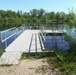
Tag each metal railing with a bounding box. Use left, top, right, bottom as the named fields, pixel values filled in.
left=28, top=34, right=33, bottom=53
left=1, top=27, right=16, bottom=42
left=0, top=26, right=25, bottom=48
left=38, top=33, right=45, bottom=50
left=35, top=34, right=37, bottom=53
left=39, top=27, right=70, bottom=50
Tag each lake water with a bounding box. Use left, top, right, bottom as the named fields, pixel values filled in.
left=45, top=35, right=70, bottom=51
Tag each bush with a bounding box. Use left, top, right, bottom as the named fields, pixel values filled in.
left=48, top=50, right=76, bottom=75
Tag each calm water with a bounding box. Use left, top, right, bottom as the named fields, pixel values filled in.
left=45, top=35, right=70, bottom=51
left=44, top=27, right=76, bottom=51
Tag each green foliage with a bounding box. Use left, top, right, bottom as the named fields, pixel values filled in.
left=38, top=51, right=55, bottom=58
left=21, top=52, right=55, bottom=60
left=0, top=64, right=13, bottom=66
left=0, top=8, right=76, bottom=30
left=21, top=53, right=32, bottom=60
left=48, top=49, right=76, bottom=75
left=0, top=49, right=3, bottom=57
left=64, top=34, right=73, bottom=42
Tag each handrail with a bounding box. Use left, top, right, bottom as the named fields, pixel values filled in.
left=1, top=27, right=23, bottom=42
left=35, top=34, right=37, bottom=53
left=1, top=27, right=16, bottom=42
left=28, top=34, right=33, bottom=53
left=0, top=26, right=25, bottom=48
left=40, top=30, right=45, bottom=43
left=38, top=33, right=45, bottom=50
left=2, top=32, right=16, bottom=42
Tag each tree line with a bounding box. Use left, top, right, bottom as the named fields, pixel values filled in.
left=0, top=9, right=76, bottom=30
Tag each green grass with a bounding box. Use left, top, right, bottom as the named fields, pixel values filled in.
left=0, top=49, right=4, bottom=57
left=48, top=50, right=76, bottom=75
left=0, top=64, right=13, bottom=66
left=21, top=53, right=32, bottom=60
left=21, top=51, right=55, bottom=60
left=38, top=51, right=55, bottom=58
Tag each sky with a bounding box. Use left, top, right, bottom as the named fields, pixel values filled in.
left=0, top=0, right=76, bottom=13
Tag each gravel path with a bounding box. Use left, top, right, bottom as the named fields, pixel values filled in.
left=0, top=58, right=61, bottom=75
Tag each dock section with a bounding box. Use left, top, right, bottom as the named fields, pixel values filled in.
left=0, top=29, right=64, bottom=65
left=0, top=30, right=44, bottom=65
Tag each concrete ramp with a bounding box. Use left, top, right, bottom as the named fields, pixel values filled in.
left=0, top=52, right=22, bottom=65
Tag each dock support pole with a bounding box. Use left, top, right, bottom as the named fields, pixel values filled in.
left=0, top=31, right=1, bottom=42
left=44, top=32, right=46, bottom=45
left=15, top=28, right=17, bottom=39
left=4, top=32, right=7, bottom=48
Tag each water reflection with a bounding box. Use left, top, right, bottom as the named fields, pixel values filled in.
left=45, top=35, right=70, bottom=51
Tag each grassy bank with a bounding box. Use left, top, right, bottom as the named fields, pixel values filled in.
left=48, top=50, right=76, bottom=75
left=21, top=51, right=55, bottom=60
left=0, top=49, right=4, bottom=57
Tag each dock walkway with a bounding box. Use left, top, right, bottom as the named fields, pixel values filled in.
left=0, top=30, right=44, bottom=65
left=0, top=29, right=64, bottom=65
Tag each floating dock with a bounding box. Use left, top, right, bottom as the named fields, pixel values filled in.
left=0, top=30, right=64, bottom=65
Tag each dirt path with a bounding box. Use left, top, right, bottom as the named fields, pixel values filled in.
left=0, top=58, right=61, bottom=75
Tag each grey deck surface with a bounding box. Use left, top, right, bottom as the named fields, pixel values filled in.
left=0, top=30, right=44, bottom=65
left=0, top=30, right=64, bottom=65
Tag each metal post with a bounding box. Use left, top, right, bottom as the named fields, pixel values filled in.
left=44, top=32, right=46, bottom=45
left=14, top=28, right=17, bottom=39
left=0, top=31, right=1, bottom=43
left=4, top=32, right=7, bottom=48
left=28, top=34, right=33, bottom=53
left=38, top=33, right=43, bottom=50
left=35, top=34, right=37, bottom=53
